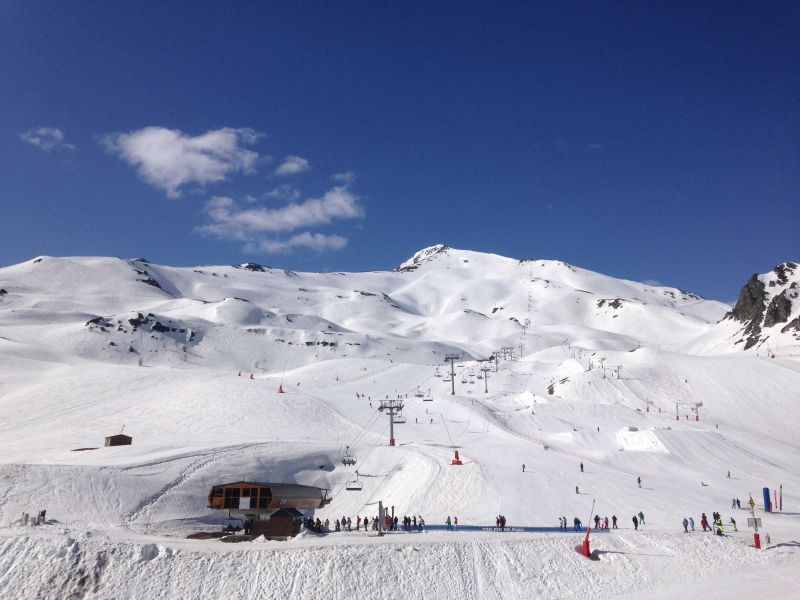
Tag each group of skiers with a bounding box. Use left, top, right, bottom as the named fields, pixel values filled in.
left=308, top=514, right=427, bottom=534
left=559, top=516, right=586, bottom=531
left=632, top=511, right=645, bottom=530
left=495, top=515, right=508, bottom=530
left=685, top=511, right=736, bottom=535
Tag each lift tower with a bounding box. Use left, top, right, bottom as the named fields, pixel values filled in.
left=444, top=353, right=460, bottom=396
left=379, top=399, right=404, bottom=446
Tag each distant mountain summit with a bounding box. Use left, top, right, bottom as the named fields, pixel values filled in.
left=396, top=244, right=451, bottom=271
left=724, top=261, right=800, bottom=350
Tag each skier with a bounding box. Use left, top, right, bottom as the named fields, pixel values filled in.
left=632, top=515, right=639, bottom=530
left=574, top=517, right=582, bottom=532
left=727, top=470, right=731, bottom=479
left=637, top=476, right=641, bottom=488
left=701, top=513, right=709, bottom=532
left=594, top=515, right=600, bottom=529
left=689, top=517, right=695, bottom=531
left=682, top=517, right=689, bottom=533
left=522, top=463, right=526, bottom=473
left=562, top=515, right=567, bottom=531
left=730, top=517, right=738, bottom=532
left=454, top=516, right=458, bottom=530
left=638, top=511, right=645, bottom=525
left=603, top=516, right=609, bottom=529
left=575, top=485, right=579, bottom=494
left=446, top=515, right=452, bottom=531
left=612, top=515, right=618, bottom=529
left=580, top=462, right=584, bottom=473
left=732, top=498, right=737, bottom=509
left=558, top=516, right=563, bottom=530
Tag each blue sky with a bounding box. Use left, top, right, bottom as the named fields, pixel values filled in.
left=1, top=1, right=797, bottom=300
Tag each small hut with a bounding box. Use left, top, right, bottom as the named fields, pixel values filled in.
left=104, top=433, right=132, bottom=447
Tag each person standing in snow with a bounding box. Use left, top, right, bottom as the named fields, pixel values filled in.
left=522, top=463, right=526, bottom=472
left=637, top=476, right=642, bottom=488
left=575, top=485, right=579, bottom=494
left=454, top=516, right=458, bottom=530
left=594, top=515, right=600, bottom=529
left=603, top=516, right=609, bottom=529
left=689, top=517, right=695, bottom=531
left=562, top=516, right=567, bottom=531
left=612, top=515, right=618, bottom=529
left=632, top=515, right=639, bottom=530
left=574, top=517, right=582, bottom=532
left=580, top=462, right=584, bottom=473
left=730, top=517, right=738, bottom=531
left=682, top=518, right=689, bottom=533
left=638, top=511, right=645, bottom=525
left=446, top=515, right=452, bottom=531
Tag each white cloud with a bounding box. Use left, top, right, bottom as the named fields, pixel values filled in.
left=201, top=185, right=362, bottom=234
left=101, top=126, right=261, bottom=197
left=19, top=127, right=76, bottom=152
left=332, top=171, right=356, bottom=184
left=251, top=232, right=349, bottom=254
left=275, top=155, right=310, bottom=176
left=265, top=184, right=301, bottom=201
left=197, top=184, right=362, bottom=254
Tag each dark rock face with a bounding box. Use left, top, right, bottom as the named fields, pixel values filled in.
left=782, top=317, right=800, bottom=334
left=725, top=275, right=766, bottom=324
left=764, top=291, right=792, bottom=328
left=724, top=262, right=798, bottom=349
left=235, top=263, right=268, bottom=272
left=773, top=262, right=797, bottom=285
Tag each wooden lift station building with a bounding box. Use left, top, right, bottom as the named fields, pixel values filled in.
left=208, top=481, right=331, bottom=539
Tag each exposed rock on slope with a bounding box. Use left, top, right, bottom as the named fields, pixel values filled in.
left=724, top=262, right=799, bottom=349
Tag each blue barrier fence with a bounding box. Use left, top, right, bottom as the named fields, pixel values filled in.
left=396, top=525, right=611, bottom=533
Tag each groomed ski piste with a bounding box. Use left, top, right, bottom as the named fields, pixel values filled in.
left=0, top=246, right=798, bottom=599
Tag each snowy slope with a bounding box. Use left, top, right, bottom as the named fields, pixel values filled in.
left=0, top=246, right=798, bottom=599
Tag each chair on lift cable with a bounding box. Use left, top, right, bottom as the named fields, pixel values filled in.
left=345, top=472, right=363, bottom=491
left=342, top=447, right=357, bottom=466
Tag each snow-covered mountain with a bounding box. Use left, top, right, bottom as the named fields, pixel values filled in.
left=3, top=244, right=784, bottom=377
left=1, top=246, right=798, bottom=599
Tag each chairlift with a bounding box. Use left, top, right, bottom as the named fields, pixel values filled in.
left=393, top=409, right=407, bottom=424
left=345, top=471, right=363, bottom=491
left=414, top=389, right=424, bottom=398
left=443, top=376, right=452, bottom=383
left=477, top=373, right=484, bottom=380
left=434, top=367, right=442, bottom=378
left=342, top=445, right=357, bottom=466
left=461, top=377, right=467, bottom=384
left=423, top=389, right=433, bottom=402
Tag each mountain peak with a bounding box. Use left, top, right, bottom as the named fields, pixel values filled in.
left=396, top=244, right=451, bottom=272
left=724, top=260, right=800, bottom=349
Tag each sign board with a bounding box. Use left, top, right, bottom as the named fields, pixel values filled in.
left=747, top=518, right=762, bottom=529
left=239, top=497, right=250, bottom=510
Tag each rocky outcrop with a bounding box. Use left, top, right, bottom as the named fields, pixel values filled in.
left=724, top=262, right=799, bottom=350
left=725, top=275, right=766, bottom=324
left=764, top=290, right=792, bottom=328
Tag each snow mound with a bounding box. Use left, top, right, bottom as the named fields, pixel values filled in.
left=616, top=428, right=669, bottom=452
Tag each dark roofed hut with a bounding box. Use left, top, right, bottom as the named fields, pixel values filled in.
left=104, top=434, right=132, bottom=446
left=208, top=481, right=331, bottom=540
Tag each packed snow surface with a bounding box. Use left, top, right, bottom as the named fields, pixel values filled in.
left=0, top=247, right=798, bottom=599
